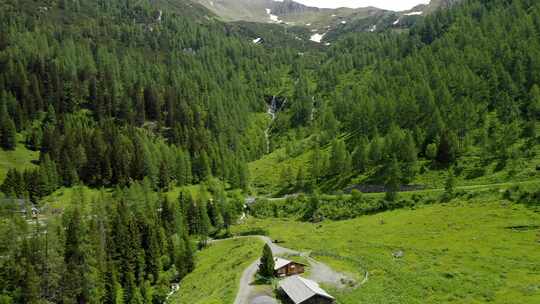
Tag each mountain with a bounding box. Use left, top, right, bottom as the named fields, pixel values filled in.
left=191, top=0, right=461, bottom=43
left=192, top=0, right=385, bottom=27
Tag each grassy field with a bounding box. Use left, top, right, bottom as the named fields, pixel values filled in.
left=249, top=146, right=310, bottom=195
left=40, top=186, right=106, bottom=211
left=248, top=136, right=540, bottom=196
left=169, top=238, right=264, bottom=304
left=232, top=199, right=540, bottom=303
left=0, top=135, right=38, bottom=183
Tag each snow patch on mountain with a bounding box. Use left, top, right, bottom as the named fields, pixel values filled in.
left=310, top=33, right=325, bottom=43
left=265, top=8, right=281, bottom=22
left=405, top=11, right=423, bottom=16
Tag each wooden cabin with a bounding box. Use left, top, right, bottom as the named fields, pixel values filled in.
left=278, top=275, right=335, bottom=304
left=274, top=257, right=306, bottom=277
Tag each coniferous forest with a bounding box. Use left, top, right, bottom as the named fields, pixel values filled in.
left=0, top=0, right=539, bottom=303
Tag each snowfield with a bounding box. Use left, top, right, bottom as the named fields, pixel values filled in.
left=405, top=11, right=423, bottom=16
left=310, top=33, right=325, bottom=43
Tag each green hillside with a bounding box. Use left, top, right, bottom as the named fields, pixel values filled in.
left=0, top=0, right=539, bottom=303
left=169, top=238, right=263, bottom=304
left=0, top=135, right=38, bottom=182
left=234, top=198, right=540, bottom=303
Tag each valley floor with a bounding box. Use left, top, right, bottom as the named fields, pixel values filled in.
left=231, top=200, right=540, bottom=304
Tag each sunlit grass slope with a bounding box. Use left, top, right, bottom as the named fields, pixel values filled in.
left=0, top=135, right=38, bottom=183
left=233, top=200, right=540, bottom=304
left=170, top=237, right=264, bottom=304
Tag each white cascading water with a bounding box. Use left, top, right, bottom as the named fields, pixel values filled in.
left=264, top=96, right=277, bottom=154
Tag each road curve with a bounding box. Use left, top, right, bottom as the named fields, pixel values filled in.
left=210, top=235, right=353, bottom=304
left=233, top=258, right=261, bottom=304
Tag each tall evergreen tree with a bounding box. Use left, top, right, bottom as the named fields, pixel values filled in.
left=258, top=244, right=275, bottom=278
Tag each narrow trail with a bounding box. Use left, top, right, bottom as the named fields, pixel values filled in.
left=210, top=235, right=354, bottom=304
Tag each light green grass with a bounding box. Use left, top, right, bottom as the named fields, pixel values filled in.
left=249, top=146, right=311, bottom=195
left=166, top=184, right=207, bottom=202
left=169, top=238, right=264, bottom=304
left=233, top=200, right=540, bottom=303
left=0, top=135, right=38, bottom=182
left=249, top=135, right=540, bottom=195
left=40, top=186, right=107, bottom=211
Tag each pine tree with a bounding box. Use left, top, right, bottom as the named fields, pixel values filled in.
left=369, top=137, right=383, bottom=165
left=62, top=207, right=88, bottom=304
left=0, top=99, right=16, bottom=150
left=436, top=130, right=458, bottom=165
left=309, top=144, right=323, bottom=182
left=258, top=244, right=275, bottom=278
left=158, top=161, right=170, bottom=190
left=528, top=85, right=540, bottom=120
left=384, top=157, right=400, bottom=202
left=21, top=262, right=41, bottom=304
left=296, top=167, right=306, bottom=190
left=352, top=137, right=368, bottom=173
left=442, top=169, right=456, bottom=201
left=330, top=139, right=349, bottom=175
left=280, top=165, right=294, bottom=189
left=0, top=168, right=23, bottom=197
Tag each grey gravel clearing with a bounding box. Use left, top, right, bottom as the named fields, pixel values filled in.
left=250, top=295, right=278, bottom=304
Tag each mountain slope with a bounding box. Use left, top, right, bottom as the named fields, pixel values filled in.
left=192, top=0, right=462, bottom=43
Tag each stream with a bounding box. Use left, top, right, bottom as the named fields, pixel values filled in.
left=264, top=96, right=286, bottom=154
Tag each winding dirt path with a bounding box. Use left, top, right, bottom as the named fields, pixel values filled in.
left=211, top=236, right=354, bottom=304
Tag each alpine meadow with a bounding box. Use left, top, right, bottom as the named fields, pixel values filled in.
left=0, top=0, right=538, bottom=304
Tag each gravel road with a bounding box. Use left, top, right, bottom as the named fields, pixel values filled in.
left=211, top=236, right=353, bottom=304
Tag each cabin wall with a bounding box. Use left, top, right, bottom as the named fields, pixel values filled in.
left=303, top=295, right=334, bottom=304
left=275, top=263, right=305, bottom=277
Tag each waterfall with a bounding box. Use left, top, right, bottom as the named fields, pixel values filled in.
left=310, top=96, right=316, bottom=121
left=264, top=96, right=276, bottom=154
left=264, top=96, right=287, bottom=154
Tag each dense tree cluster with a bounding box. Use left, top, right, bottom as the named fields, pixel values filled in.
left=0, top=179, right=244, bottom=303
left=1, top=0, right=540, bottom=301
left=0, top=0, right=302, bottom=192
left=277, top=0, right=540, bottom=189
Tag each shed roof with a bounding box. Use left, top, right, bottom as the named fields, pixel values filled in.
left=278, top=275, right=334, bottom=304
left=274, top=257, right=291, bottom=270
left=274, top=257, right=306, bottom=270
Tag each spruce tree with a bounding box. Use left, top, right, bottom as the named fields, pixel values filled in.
left=296, top=166, right=306, bottom=190
left=330, top=139, right=348, bottom=175
left=0, top=116, right=16, bottom=150
left=0, top=99, right=16, bottom=150
left=352, top=137, right=368, bottom=173
left=436, top=130, right=458, bottom=165
left=1, top=168, right=23, bottom=197
left=442, top=169, right=456, bottom=201
left=258, top=244, right=275, bottom=278
left=384, top=157, right=400, bottom=202
left=62, top=207, right=88, bottom=304
left=309, top=144, right=323, bottom=182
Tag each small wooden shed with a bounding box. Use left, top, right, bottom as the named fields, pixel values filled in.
left=274, top=257, right=306, bottom=277
left=278, top=275, right=335, bottom=304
